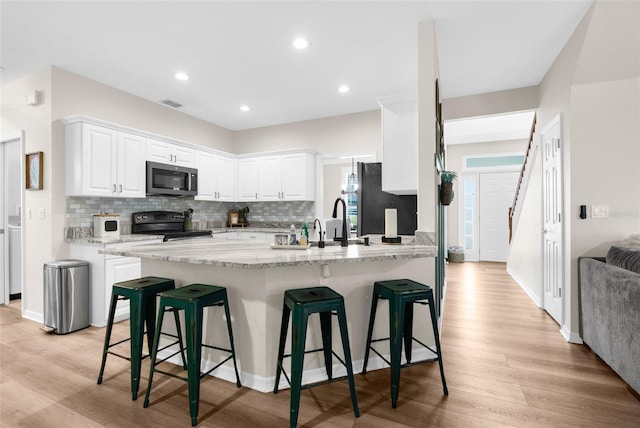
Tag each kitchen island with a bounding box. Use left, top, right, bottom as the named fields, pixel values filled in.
left=102, top=237, right=438, bottom=392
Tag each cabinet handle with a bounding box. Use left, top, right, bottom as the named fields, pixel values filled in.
left=170, top=154, right=174, bottom=162
left=112, top=184, right=116, bottom=193
left=255, top=193, right=258, bottom=199
left=119, top=184, right=123, bottom=193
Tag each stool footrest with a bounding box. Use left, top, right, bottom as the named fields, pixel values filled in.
left=300, top=374, right=350, bottom=391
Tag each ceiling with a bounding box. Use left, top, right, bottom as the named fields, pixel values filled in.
left=0, top=1, right=592, bottom=132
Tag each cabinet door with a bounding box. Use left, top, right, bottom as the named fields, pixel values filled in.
left=146, top=138, right=173, bottom=164
left=259, top=155, right=282, bottom=200
left=82, top=124, right=118, bottom=196
left=216, top=155, right=236, bottom=201
left=281, top=153, right=309, bottom=200
left=117, top=132, right=146, bottom=198
left=236, top=158, right=260, bottom=201
left=173, top=145, right=195, bottom=167
left=195, top=150, right=217, bottom=200
left=104, top=256, right=141, bottom=322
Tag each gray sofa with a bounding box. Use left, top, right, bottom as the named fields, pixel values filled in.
left=579, top=246, right=640, bottom=394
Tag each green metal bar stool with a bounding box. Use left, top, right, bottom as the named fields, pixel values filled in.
left=143, top=283, right=242, bottom=427
left=97, top=276, right=187, bottom=401
left=274, top=286, right=360, bottom=428
left=362, top=279, right=448, bottom=408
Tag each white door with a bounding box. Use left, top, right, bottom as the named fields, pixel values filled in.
left=479, top=172, right=519, bottom=262
left=542, top=116, right=563, bottom=325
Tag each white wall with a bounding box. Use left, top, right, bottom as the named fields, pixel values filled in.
left=233, top=110, right=380, bottom=158
left=0, top=67, right=54, bottom=320
left=510, top=0, right=640, bottom=340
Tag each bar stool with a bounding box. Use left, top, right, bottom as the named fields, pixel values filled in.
left=274, top=286, right=359, bottom=428
left=362, top=279, right=448, bottom=408
left=97, top=276, right=186, bottom=400
left=143, top=284, right=242, bottom=427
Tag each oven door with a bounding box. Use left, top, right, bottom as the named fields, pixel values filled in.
left=146, top=161, right=197, bottom=196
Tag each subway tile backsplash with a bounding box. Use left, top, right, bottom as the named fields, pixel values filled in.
left=65, top=196, right=316, bottom=237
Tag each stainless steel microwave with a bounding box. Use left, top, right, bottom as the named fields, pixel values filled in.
left=146, top=161, right=198, bottom=196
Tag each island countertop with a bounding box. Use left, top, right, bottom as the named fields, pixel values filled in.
left=100, top=237, right=437, bottom=269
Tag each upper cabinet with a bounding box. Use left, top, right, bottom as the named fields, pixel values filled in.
left=146, top=138, right=195, bottom=167
left=260, top=152, right=316, bottom=201
left=239, top=152, right=316, bottom=202
left=378, top=94, right=418, bottom=195
left=236, top=157, right=260, bottom=201
left=195, top=151, right=236, bottom=201
left=65, top=122, right=146, bottom=198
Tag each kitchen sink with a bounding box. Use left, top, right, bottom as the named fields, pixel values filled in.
left=310, top=238, right=366, bottom=247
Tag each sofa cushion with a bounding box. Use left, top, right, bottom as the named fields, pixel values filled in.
left=606, top=246, right=640, bottom=274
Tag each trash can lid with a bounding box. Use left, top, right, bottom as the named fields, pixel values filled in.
left=44, top=260, right=89, bottom=269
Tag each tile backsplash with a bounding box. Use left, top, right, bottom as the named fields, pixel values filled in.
left=66, top=196, right=316, bottom=236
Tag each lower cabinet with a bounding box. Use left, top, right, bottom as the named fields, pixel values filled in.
left=70, top=239, right=161, bottom=327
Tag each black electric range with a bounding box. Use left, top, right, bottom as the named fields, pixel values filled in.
left=132, top=211, right=212, bottom=242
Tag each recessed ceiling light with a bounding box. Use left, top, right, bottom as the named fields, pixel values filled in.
left=338, top=85, right=350, bottom=94
left=292, top=37, right=310, bottom=50
left=240, top=105, right=250, bottom=112
left=175, top=72, right=189, bottom=81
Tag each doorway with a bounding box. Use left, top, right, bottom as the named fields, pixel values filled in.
left=459, top=167, right=520, bottom=262
left=1, top=134, right=24, bottom=305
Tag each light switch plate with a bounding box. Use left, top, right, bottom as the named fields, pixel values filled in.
left=591, top=205, right=609, bottom=219
left=38, top=207, right=46, bottom=220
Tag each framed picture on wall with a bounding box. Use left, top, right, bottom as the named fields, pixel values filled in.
left=26, top=151, right=43, bottom=190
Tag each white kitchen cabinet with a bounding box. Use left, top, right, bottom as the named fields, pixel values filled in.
left=236, top=157, right=260, bottom=201
left=378, top=94, right=418, bottom=195
left=259, top=152, right=316, bottom=201
left=65, top=122, right=146, bottom=198
left=147, top=138, right=195, bottom=167
left=195, top=150, right=236, bottom=201
left=70, top=239, right=161, bottom=327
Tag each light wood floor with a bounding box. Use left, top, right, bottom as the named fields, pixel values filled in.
left=1, top=262, right=638, bottom=427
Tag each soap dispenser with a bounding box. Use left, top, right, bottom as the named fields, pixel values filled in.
left=289, top=224, right=297, bottom=245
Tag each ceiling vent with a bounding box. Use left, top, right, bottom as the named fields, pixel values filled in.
left=160, top=99, right=183, bottom=108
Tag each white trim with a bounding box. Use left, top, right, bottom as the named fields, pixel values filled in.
left=158, top=346, right=438, bottom=394
left=507, top=266, right=542, bottom=308
left=23, top=309, right=43, bottom=324
left=560, top=325, right=583, bottom=344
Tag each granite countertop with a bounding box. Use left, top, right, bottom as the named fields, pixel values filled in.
left=100, top=238, right=437, bottom=269
left=68, top=234, right=165, bottom=245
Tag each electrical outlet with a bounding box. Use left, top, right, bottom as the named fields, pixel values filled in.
left=38, top=207, right=46, bottom=220
left=591, top=205, right=609, bottom=219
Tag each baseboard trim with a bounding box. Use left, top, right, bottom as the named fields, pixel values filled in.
left=560, top=325, right=583, bottom=344
left=157, top=346, right=438, bottom=393
left=506, top=267, right=542, bottom=307
left=23, top=309, right=43, bottom=324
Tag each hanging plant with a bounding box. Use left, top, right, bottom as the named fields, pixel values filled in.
left=440, top=171, right=457, bottom=206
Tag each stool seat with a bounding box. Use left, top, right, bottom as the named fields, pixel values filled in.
left=97, top=276, right=186, bottom=401
left=274, top=286, right=359, bottom=428
left=144, top=283, right=241, bottom=426
left=363, top=279, right=447, bottom=408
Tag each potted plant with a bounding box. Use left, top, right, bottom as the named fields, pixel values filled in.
left=440, top=171, right=457, bottom=206
left=237, top=206, right=250, bottom=224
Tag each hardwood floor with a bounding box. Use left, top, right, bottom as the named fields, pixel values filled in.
left=1, top=262, right=638, bottom=427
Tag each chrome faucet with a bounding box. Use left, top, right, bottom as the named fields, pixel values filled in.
left=313, top=218, right=325, bottom=248
left=332, top=197, right=349, bottom=247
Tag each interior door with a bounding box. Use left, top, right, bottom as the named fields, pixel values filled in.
left=542, top=116, right=563, bottom=325
left=479, top=172, right=519, bottom=262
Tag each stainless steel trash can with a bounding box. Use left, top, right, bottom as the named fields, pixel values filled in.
left=43, top=260, right=90, bottom=334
